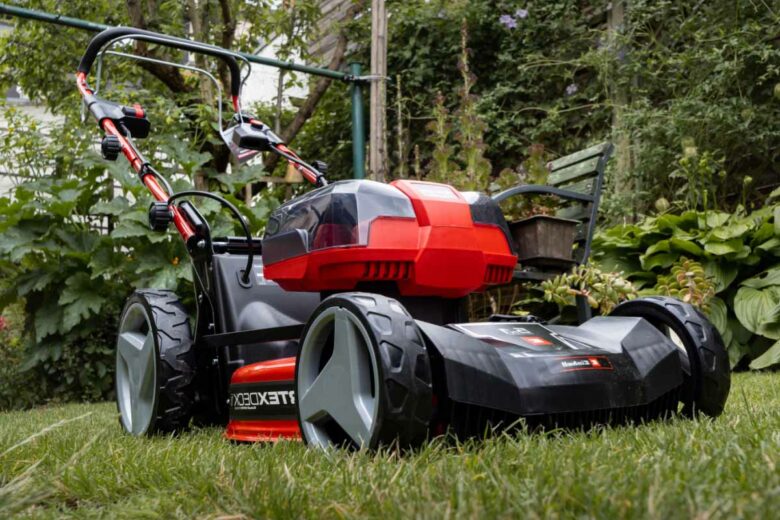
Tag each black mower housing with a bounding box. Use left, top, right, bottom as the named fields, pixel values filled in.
left=419, top=317, right=683, bottom=418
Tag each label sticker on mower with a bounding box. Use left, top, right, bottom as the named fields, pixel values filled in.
left=450, top=322, right=578, bottom=353
left=556, top=355, right=613, bottom=372
left=229, top=381, right=297, bottom=420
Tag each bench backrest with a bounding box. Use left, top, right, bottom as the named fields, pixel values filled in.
left=547, top=142, right=613, bottom=264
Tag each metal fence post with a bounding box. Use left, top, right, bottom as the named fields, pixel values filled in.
left=349, top=63, right=366, bottom=179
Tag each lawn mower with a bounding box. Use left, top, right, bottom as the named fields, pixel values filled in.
left=76, top=27, right=731, bottom=449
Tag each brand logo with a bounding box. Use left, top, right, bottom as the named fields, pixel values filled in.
left=498, top=327, right=531, bottom=336
left=559, top=356, right=613, bottom=371
left=230, top=390, right=296, bottom=410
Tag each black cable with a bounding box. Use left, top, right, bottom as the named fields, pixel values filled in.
left=167, top=190, right=255, bottom=285
left=143, top=164, right=174, bottom=195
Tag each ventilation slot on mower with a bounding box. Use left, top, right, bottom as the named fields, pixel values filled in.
left=362, top=261, right=413, bottom=281
left=484, top=265, right=513, bottom=285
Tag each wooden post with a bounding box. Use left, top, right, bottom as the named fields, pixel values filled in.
left=608, top=0, right=633, bottom=213
left=369, top=0, right=388, bottom=182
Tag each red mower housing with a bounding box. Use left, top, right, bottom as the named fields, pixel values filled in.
left=225, top=357, right=300, bottom=442
left=261, top=179, right=517, bottom=298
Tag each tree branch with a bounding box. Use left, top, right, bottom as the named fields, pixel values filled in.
left=263, top=1, right=362, bottom=172
left=125, top=0, right=192, bottom=94
left=217, top=0, right=237, bottom=92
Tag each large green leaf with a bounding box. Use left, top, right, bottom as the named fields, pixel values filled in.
left=705, top=297, right=728, bottom=337
left=751, top=222, right=775, bottom=246
left=709, top=221, right=752, bottom=241
left=669, top=237, right=703, bottom=256
left=594, top=251, right=642, bottom=276
left=15, top=270, right=56, bottom=296
left=729, top=316, right=754, bottom=344
left=91, top=196, right=131, bottom=216
left=34, top=299, right=63, bottom=342
left=741, top=265, right=780, bottom=289
left=644, top=240, right=671, bottom=256
left=703, top=260, right=738, bottom=293
left=749, top=339, right=780, bottom=370
left=58, top=273, right=108, bottom=333
left=640, top=252, right=677, bottom=271
left=111, top=220, right=169, bottom=243
left=756, top=303, right=780, bottom=340
left=700, top=211, right=731, bottom=229
left=726, top=337, right=751, bottom=369
left=704, top=238, right=750, bottom=258
left=733, top=286, right=780, bottom=335
left=757, top=237, right=780, bottom=253
left=774, top=206, right=780, bottom=237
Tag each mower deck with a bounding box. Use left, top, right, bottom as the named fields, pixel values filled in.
left=225, top=316, right=684, bottom=442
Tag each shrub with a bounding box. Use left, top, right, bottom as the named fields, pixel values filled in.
left=0, top=109, right=276, bottom=404
left=593, top=191, right=780, bottom=370
left=0, top=302, right=38, bottom=410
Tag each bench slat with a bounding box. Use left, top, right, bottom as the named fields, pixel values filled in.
left=549, top=156, right=602, bottom=186
left=557, top=176, right=596, bottom=196
left=556, top=203, right=590, bottom=221
left=548, top=142, right=609, bottom=171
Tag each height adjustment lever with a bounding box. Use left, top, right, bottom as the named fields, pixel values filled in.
left=101, top=135, right=122, bottom=161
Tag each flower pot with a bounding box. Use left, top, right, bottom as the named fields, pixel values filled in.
left=509, top=215, right=579, bottom=269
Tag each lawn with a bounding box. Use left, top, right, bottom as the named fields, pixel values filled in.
left=1, top=373, right=778, bottom=519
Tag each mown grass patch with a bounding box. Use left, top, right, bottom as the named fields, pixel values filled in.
left=1, top=372, right=778, bottom=519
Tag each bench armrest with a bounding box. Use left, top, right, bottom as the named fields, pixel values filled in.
left=491, top=184, right=595, bottom=204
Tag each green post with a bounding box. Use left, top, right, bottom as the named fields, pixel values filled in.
left=349, top=63, right=366, bottom=179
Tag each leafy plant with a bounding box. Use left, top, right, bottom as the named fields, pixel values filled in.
left=304, top=1, right=778, bottom=219
left=422, top=18, right=493, bottom=191
left=542, top=264, right=638, bottom=315
left=593, top=195, right=780, bottom=369
left=492, top=143, right=560, bottom=220
left=652, top=257, right=715, bottom=312
left=0, top=0, right=295, bottom=402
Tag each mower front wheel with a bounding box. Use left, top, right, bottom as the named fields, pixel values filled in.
left=610, top=296, right=730, bottom=417
left=295, top=293, right=433, bottom=449
left=115, top=290, right=196, bottom=435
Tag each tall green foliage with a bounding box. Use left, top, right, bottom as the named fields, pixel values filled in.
left=0, top=0, right=320, bottom=405
left=611, top=0, right=779, bottom=214
left=300, top=0, right=777, bottom=216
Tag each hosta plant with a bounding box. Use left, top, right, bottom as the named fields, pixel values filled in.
left=593, top=190, right=780, bottom=369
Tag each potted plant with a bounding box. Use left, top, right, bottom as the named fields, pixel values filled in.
left=495, top=144, right=579, bottom=268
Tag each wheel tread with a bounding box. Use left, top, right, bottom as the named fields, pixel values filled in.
left=119, top=289, right=196, bottom=435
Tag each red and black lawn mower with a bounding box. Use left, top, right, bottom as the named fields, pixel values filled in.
left=76, top=28, right=730, bottom=449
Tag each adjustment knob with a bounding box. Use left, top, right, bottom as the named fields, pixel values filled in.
left=312, top=160, right=328, bottom=175
left=148, top=202, right=173, bottom=232
left=101, top=135, right=122, bottom=161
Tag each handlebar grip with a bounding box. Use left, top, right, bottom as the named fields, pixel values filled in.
left=77, top=27, right=242, bottom=97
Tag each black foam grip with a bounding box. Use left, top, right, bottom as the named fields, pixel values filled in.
left=78, top=27, right=242, bottom=97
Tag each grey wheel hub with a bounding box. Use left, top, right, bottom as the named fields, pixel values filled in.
left=116, top=303, right=157, bottom=435
left=297, top=306, right=380, bottom=448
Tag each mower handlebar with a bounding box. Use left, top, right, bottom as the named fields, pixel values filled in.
left=77, top=27, right=243, bottom=98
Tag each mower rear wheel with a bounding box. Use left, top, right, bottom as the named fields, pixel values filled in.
left=295, top=293, right=433, bottom=449
left=115, top=290, right=196, bottom=435
left=610, top=296, right=730, bottom=417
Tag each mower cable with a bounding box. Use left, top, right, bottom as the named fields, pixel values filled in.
left=141, top=164, right=174, bottom=196
left=167, top=190, right=255, bottom=285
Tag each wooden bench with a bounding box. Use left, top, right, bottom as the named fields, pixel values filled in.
left=491, top=142, right=614, bottom=321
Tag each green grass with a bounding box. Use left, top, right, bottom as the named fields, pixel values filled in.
left=1, top=373, right=778, bottom=519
